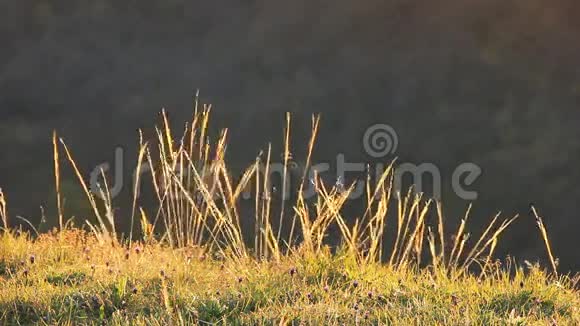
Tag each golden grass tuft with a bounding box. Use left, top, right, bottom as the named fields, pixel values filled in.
left=0, top=98, right=576, bottom=324
left=27, top=100, right=563, bottom=271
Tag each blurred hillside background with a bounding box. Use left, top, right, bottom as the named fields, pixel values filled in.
left=1, top=1, right=579, bottom=270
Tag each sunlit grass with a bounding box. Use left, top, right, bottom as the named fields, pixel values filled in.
left=0, top=100, right=578, bottom=324
left=0, top=230, right=578, bottom=325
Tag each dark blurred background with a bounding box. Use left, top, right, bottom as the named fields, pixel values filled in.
left=1, top=1, right=579, bottom=270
